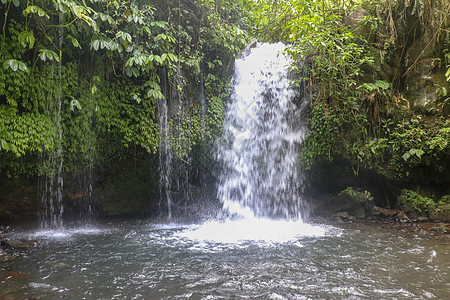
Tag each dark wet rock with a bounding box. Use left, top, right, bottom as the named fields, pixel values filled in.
left=351, top=206, right=366, bottom=219
left=429, top=224, right=450, bottom=234
left=0, top=185, right=38, bottom=220
left=0, top=225, right=10, bottom=234
left=96, top=166, right=156, bottom=217
left=0, top=250, right=14, bottom=262
left=414, top=216, right=430, bottom=222
left=396, top=211, right=411, bottom=223
left=336, top=187, right=374, bottom=218
left=1, top=240, right=39, bottom=249
left=312, top=188, right=375, bottom=219
left=371, top=207, right=399, bottom=219
left=334, top=211, right=357, bottom=221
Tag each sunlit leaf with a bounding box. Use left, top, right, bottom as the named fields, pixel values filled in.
left=23, top=5, right=50, bottom=19
left=70, top=98, right=82, bottom=111
left=18, top=31, right=35, bottom=49
left=3, top=59, right=28, bottom=72
left=90, top=40, right=100, bottom=51
left=38, top=49, right=60, bottom=62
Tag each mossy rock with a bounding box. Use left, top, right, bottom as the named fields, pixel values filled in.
left=396, top=189, right=433, bottom=216
left=335, top=187, right=374, bottom=218
left=439, top=195, right=450, bottom=205
left=428, top=204, right=450, bottom=222
left=334, top=211, right=357, bottom=221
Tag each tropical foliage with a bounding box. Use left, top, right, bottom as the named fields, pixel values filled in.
left=251, top=0, right=450, bottom=184
left=0, top=0, right=251, bottom=179
left=1, top=0, right=449, bottom=213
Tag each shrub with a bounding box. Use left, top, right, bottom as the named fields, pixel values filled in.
left=396, top=189, right=434, bottom=214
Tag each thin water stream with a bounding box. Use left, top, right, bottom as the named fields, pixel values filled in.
left=1, top=220, right=449, bottom=299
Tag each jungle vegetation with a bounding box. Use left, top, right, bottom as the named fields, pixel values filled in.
left=0, top=0, right=449, bottom=216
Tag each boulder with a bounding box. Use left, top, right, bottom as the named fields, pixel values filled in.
left=1, top=240, right=39, bottom=249
left=334, top=211, right=357, bottom=221
left=428, top=204, right=450, bottom=222
left=372, top=207, right=399, bottom=218
left=396, top=211, right=411, bottom=223
left=414, top=216, right=430, bottom=222
left=332, top=187, right=374, bottom=218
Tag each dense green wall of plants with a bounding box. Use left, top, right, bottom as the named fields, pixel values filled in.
left=0, top=0, right=252, bottom=217
left=0, top=0, right=250, bottom=162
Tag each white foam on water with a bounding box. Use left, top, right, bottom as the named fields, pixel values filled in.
left=179, top=217, right=328, bottom=244
left=31, top=227, right=102, bottom=239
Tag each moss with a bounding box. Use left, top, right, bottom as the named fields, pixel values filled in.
left=396, top=189, right=434, bottom=215
left=440, top=195, right=450, bottom=205
left=338, top=187, right=374, bottom=203
left=428, top=203, right=450, bottom=222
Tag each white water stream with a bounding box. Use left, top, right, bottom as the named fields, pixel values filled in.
left=218, top=43, right=306, bottom=220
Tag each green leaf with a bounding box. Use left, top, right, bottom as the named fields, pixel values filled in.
left=131, top=92, right=141, bottom=104
left=147, top=89, right=164, bottom=100
left=116, top=31, right=132, bottom=43
left=70, top=5, right=94, bottom=24
left=18, top=31, right=35, bottom=49
left=90, top=40, right=100, bottom=51
left=1, top=139, right=9, bottom=151
left=69, top=98, right=82, bottom=111
left=415, top=149, right=424, bottom=158
left=23, top=5, right=50, bottom=19
left=3, top=59, right=28, bottom=72
left=38, top=49, right=60, bottom=62
left=151, top=21, right=167, bottom=28
left=68, top=35, right=80, bottom=48
left=402, top=152, right=410, bottom=161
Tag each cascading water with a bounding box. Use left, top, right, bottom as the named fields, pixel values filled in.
left=158, top=89, right=173, bottom=220
left=39, top=57, right=64, bottom=230
left=181, top=42, right=314, bottom=242
left=38, top=22, right=95, bottom=231
left=217, top=42, right=307, bottom=221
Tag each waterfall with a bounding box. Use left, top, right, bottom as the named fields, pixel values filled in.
left=39, top=54, right=64, bottom=230
left=158, top=83, right=173, bottom=220
left=217, top=43, right=308, bottom=221
left=38, top=18, right=96, bottom=229
left=199, top=69, right=207, bottom=133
